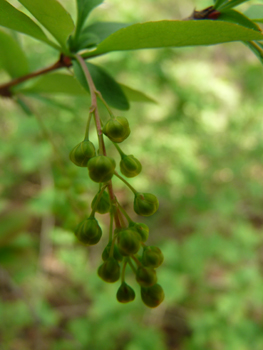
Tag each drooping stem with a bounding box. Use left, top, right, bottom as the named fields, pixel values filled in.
left=95, top=90, right=115, bottom=118
left=114, top=171, right=137, bottom=195
left=74, top=54, right=106, bottom=156
left=127, top=257, right=137, bottom=274
left=121, top=258, right=128, bottom=283
left=84, top=111, right=93, bottom=140
left=113, top=143, right=125, bottom=157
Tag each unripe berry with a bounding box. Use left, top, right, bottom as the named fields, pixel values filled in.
left=134, top=193, right=159, bottom=216
left=131, top=223, right=149, bottom=242
left=141, top=284, right=164, bottom=308
left=98, top=258, right=120, bottom=283
left=136, top=266, right=157, bottom=288
left=87, top=155, right=116, bottom=183
left=117, top=229, right=141, bottom=256
left=116, top=282, right=135, bottom=303
left=102, top=241, right=123, bottom=262
left=120, top=155, right=142, bottom=178
left=69, top=140, right=96, bottom=167
left=75, top=217, right=102, bottom=245
left=142, top=246, right=164, bottom=268
left=91, top=190, right=111, bottom=214
left=103, top=117, right=130, bottom=143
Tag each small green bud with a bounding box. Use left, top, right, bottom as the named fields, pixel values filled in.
left=131, top=223, right=149, bottom=242
left=88, top=155, right=116, bottom=183
left=142, top=246, right=164, bottom=268
left=134, top=193, right=159, bottom=216
left=120, top=155, right=142, bottom=178
left=69, top=140, right=96, bottom=167
left=141, top=284, right=164, bottom=308
left=102, top=241, right=123, bottom=262
left=117, top=229, right=141, bottom=256
left=103, top=117, right=130, bottom=143
left=98, top=258, right=120, bottom=283
left=116, top=282, right=135, bottom=303
left=91, top=190, right=111, bottom=214
left=75, top=217, right=102, bottom=245
left=136, top=266, right=157, bottom=288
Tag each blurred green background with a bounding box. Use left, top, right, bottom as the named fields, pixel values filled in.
left=1, top=0, right=263, bottom=349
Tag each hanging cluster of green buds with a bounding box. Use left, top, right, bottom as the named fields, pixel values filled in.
left=69, top=55, right=164, bottom=308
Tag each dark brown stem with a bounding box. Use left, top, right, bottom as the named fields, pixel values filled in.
left=0, top=54, right=72, bottom=98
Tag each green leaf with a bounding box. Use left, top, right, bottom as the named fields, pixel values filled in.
left=214, top=0, right=228, bottom=9
left=72, top=60, right=89, bottom=92
left=18, top=0, right=75, bottom=51
left=75, top=0, right=103, bottom=35
left=73, top=59, right=129, bottom=110
left=244, top=5, right=263, bottom=23
left=244, top=41, right=263, bottom=64
left=82, top=22, right=129, bottom=43
left=88, top=20, right=263, bottom=57
left=14, top=73, right=87, bottom=95
left=87, top=62, right=129, bottom=110
left=218, top=0, right=250, bottom=11
left=0, top=0, right=58, bottom=49
left=119, top=84, right=157, bottom=104
left=219, top=9, right=261, bottom=32
left=0, top=29, right=29, bottom=78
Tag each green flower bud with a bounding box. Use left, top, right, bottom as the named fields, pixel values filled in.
left=75, top=217, right=102, bottom=245
left=69, top=140, right=96, bottom=167
left=91, top=190, right=111, bottom=214
left=131, top=223, right=149, bottom=242
left=103, top=117, right=130, bottom=143
left=117, top=229, right=141, bottom=256
left=102, top=241, right=123, bottom=262
left=141, top=284, right=164, bottom=308
left=120, top=155, right=142, bottom=178
left=136, top=266, right=157, bottom=288
left=116, top=282, right=135, bottom=303
left=142, top=246, right=164, bottom=268
left=98, top=258, right=120, bottom=283
left=88, top=156, right=116, bottom=183
left=134, top=193, right=159, bottom=216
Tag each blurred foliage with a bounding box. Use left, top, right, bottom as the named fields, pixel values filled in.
left=1, top=0, right=263, bottom=349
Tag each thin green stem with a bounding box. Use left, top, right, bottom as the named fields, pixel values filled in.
left=109, top=235, right=117, bottom=258
left=84, top=111, right=94, bottom=140
left=121, top=259, right=128, bottom=283
left=114, top=171, right=137, bottom=195
left=117, top=203, right=133, bottom=225
left=127, top=258, right=137, bottom=274
left=95, top=90, right=115, bottom=118
left=109, top=209, right=114, bottom=242
left=74, top=54, right=106, bottom=156
left=131, top=255, right=142, bottom=267
left=113, top=143, right=125, bottom=157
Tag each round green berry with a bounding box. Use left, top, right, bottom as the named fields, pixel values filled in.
left=136, top=266, right=157, bottom=288
left=98, top=258, right=120, bottom=283
left=88, top=155, right=116, bottom=183
left=116, top=282, right=135, bottom=303
left=69, top=140, right=96, bottom=167
left=142, top=246, right=164, bottom=268
left=117, top=229, right=141, bottom=256
left=120, top=155, right=142, bottom=178
left=141, top=284, right=164, bottom=308
left=103, top=117, right=130, bottom=143
left=131, top=223, right=149, bottom=242
left=134, top=192, right=159, bottom=216
left=74, top=217, right=102, bottom=245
